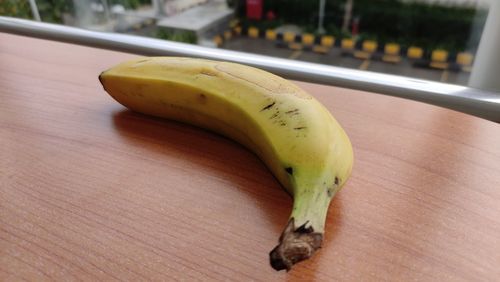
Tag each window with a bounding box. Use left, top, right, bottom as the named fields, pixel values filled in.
left=0, top=0, right=496, bottom=89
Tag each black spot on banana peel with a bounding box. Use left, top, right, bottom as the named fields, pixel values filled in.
left=270, top=219, right=323, bottom=271
left=197, top=93, right=207, bottom=104
left=270, top=111, right=280, bottom=119
left=261, top=101, right=276, bottom=111
left=327, top=188, right=334, bottom=197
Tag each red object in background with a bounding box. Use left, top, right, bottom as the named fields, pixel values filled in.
left=247, top=0, right=263, bottom=20
left=266, top=10, right=275, bottom=20
left=351, top=17, right=360, bottom=37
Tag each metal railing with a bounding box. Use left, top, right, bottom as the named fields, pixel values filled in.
left=0, top=16, right=498, bottom=122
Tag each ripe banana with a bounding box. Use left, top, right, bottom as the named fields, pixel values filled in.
left=99, top=57, right=354, bottom=271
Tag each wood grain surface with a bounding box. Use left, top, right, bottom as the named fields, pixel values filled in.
left=1, top=33, right=500, bottom=281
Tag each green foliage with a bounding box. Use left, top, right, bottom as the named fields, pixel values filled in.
left=236, top=0, right=488, bottom=53
left=110, top=0, right=151, bottom=10
left=0, top=0, right=32, bottom=19
left=236, top=0, right=344, bottom=29
left=0, top=0, right=151, bottom=24
left=350, top=0, right=484, bottom=52
left=326, top=24, right=352, bottom=39
left=0, top=0, right=74, bottom=23
left=155, top=28, right=197, bottom=44
left=37, top=0, right=73, bottom=23
left=240, top=18, right=283, bottom=31
left=226, top=0, right=237, bottom=8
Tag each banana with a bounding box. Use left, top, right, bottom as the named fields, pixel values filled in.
left=99, top=57, right=354, bottom=271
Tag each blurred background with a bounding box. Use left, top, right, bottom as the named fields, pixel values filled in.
left=0, top=0, right=493, bottom=86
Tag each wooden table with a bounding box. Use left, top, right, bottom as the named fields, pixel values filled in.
left=1, top=33, right=500, bottom=281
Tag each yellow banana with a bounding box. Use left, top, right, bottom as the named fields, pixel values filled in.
left=99, top=57, right=354, bottom=271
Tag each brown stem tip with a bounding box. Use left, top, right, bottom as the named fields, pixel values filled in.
left=269, top=218, right=323, bottom=271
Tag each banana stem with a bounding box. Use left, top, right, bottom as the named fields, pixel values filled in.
left=269, top=185, right=334, bottom=271
left=269, top=218, right=323, bottom=271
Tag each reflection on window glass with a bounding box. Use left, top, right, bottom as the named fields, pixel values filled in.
left=0, top=0, right=491, bottom=86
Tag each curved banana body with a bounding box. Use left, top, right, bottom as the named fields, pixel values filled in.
left=99, top=57, right=353, bottom=271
